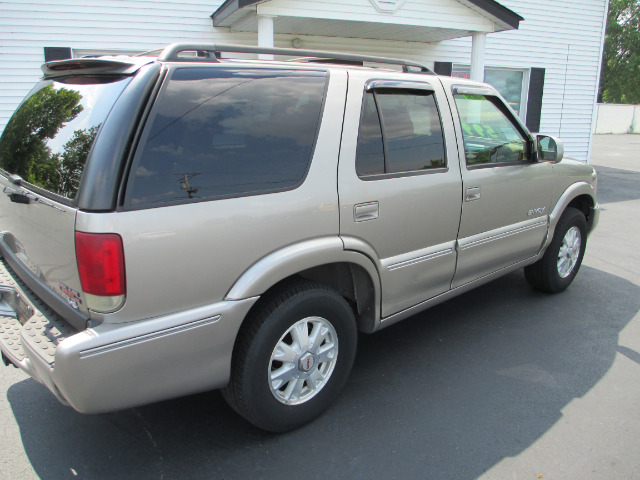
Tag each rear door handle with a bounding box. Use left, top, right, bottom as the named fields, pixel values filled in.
left=465, top=186, right=480, bottom=202
left=354, top=201, right=379, bottom=222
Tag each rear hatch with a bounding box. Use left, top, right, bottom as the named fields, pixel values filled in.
left=0, top=59, right=144, bottom=327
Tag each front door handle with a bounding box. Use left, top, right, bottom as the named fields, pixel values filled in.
left=354, top=201, right=379, bottom=222
left=465, top=186, right=481, bottom=202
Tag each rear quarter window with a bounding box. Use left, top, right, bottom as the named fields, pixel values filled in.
left=0, top=76, right=132, bottom=200
left=126, top=68, right=327, bottom=207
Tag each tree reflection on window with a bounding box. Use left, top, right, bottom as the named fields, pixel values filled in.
left=0, top=84, right=99, bottom=198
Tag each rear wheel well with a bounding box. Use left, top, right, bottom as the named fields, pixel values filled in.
left=244, top=263, right=377, bottom=335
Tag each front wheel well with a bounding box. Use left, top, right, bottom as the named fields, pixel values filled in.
left=567, top=194, right=595, bottom=231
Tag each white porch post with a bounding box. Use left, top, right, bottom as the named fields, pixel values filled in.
left=257, top=15, right=275, bottom=60
left=470, top=32, right=487, bottom=82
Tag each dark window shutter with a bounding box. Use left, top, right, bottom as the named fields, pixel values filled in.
left=526, top=68, right=545, bottom=132
left=433, top=62, right=453, bottom=76
left=44, top=47, right=72, bottom=62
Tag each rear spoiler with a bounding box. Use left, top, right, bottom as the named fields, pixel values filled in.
left=42, top=57, right=154, bottom=78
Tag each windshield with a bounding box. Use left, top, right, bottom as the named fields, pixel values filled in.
left=0, top=75, right=132, bottom=199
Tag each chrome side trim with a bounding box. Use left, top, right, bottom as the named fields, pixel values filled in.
left=382, top=242, right=456, bottom=271
left=79, top=315, right=221, bottom=358
left=458, top=217, right=548, bottom=251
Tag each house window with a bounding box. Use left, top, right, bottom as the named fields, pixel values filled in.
left=452, top=66, right=528, bottom=119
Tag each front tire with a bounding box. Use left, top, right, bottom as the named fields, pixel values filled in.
left=525, top=207, right=587, bottom=293
left=222, top=280, right=357, bottom=432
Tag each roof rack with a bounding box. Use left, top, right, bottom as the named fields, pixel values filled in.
left=157, top=43, right=434, bottom=75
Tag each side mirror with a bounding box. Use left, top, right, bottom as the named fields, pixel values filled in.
left=536, top=134, right=564, bottom=163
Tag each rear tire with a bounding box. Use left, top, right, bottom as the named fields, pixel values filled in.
left=222, top=280, right=357, bottom=432
left=525, top=207, right=587, bottom=293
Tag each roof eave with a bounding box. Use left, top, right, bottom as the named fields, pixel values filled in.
left=464, top=0, right=523, bottom=29
left=211, top=0, right=523, bottom=31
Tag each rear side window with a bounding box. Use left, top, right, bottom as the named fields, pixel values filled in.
left=127, top=68, right=327, bottom=207
left=0, top=76, right=132, bottom=199
left=356, top=88, right=446, bottom=178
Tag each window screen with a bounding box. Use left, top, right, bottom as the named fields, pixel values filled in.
left=128, top=68, right=327, bottom=206
left=356, top=89, right=445, bottom=178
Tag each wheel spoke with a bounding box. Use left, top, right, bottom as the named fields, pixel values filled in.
left=270, top=364, right=296, bottom=390
left=290, top=321, right=309, bottom=349
left=308, top=369, right=325, bottom=389
left=272, top=342, right=298, bottom=363
left=283, top=377, right=305, bottom=402
left=308, top=321, right=329, bottom=349
left=316, top=342, right=336, bottom=364
left=557, top=257, right=568, bottom=276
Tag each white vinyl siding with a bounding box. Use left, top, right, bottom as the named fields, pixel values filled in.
left=257, top=0, right=496, bottom=31
left=0, top=0, right=245, bottom=133
left=0, top=0, right=607, bottom=161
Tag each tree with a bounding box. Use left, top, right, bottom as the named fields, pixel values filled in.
left=600, top=0, right=640, bottom=104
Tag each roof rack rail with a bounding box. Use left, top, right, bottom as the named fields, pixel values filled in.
left=157, top=43, right=434, bottom=75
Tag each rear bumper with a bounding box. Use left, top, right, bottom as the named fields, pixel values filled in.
left=0, top=258, right=257, bottom=413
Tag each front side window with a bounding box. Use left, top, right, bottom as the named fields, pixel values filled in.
left=0, top=75, right=132, bottom=199
left=356, top=88, right=446, bottom=178
left=454, top=94, right=529, bottom=167
left=127, top=68, right=327, bottom=207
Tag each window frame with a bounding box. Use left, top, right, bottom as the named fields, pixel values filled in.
left=355, top=79, right=449, bottom=181
left=122, top=65, right=329, bottom=210
left=452, top=85, right=535, bottom=171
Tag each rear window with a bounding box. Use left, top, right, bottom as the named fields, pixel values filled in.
left=126, top=68, right=327, bottom=207
left=0, top=75, right=132, bottom=199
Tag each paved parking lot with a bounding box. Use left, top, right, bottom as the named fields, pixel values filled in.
left=1, top=135, right=639, bottom=480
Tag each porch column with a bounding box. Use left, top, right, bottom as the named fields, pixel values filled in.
left=470, top=32, right=487, bottom=82
left=257, top=15, right=275, bottom=60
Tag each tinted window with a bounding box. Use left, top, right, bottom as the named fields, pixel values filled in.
left=0, top=76, right=131, bottom=199
left=454, top=94, right=528, bottom=166
left=128, top=68, right=327, bottom=206
left=356, top=93, right=385, bottom=176
left=356, top=89, right=445, bottom=177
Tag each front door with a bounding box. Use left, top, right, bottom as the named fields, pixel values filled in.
left=449, top=87, right=556, bottom=288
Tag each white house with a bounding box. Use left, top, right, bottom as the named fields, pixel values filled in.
left=0, top=0, right=608, bottom=161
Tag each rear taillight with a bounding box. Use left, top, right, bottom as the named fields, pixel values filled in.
left=75, top=232, right=126, bottom=312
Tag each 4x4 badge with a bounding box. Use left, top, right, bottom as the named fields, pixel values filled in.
left=528, top=207, right=546, bottom=216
